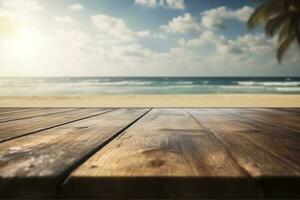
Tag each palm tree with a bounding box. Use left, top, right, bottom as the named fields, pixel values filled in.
left=248, top=0, right=300, bottom=63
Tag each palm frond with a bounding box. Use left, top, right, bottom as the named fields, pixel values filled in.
left=277, top=34, right=296, bottom=63
left=265, top=14, right=288, bottom=36
left=289, top=14, right=300, bottom=45
left=248, top=4, right=267, bottom=29
left=278, top=19, right=292, bottom=43
left=248, top=0, right=300, bottom=63
left=248, top=1, right=283, bottom=29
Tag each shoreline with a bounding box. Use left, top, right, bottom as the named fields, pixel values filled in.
left=0, top=94, right=300, bottom=107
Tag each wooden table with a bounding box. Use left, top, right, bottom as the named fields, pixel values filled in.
left=0, top=108, right=299, bottom=199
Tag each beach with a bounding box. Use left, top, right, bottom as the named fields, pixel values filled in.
left=1, top=94, right=299, bottom=107
left=1, top=77, right=299, bottom=107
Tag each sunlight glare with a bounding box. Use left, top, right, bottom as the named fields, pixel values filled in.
left=1, top=25, right=48, bottom=75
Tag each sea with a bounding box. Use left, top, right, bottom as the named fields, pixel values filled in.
left=0, top=77, right=300, bottom=96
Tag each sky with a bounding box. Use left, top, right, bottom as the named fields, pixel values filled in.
left=0, top=0, right=299, bottom=77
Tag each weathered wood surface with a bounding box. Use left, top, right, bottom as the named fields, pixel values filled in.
left=226, top=108, right=300, bottom=132
left=0, top=108, right=76, bottom=123
left=0, top=108, right=299, bottom=199
left=0, top=108, right=112, bottom=143
left=0, top=108, right=39, bottom=115
left=188, top=109, right=300, bottom=176
left=0, top=108, right=149, bottom=198
left=60, top=108, right=260, bottom=199
left=188, top=109, right=300, bottom=198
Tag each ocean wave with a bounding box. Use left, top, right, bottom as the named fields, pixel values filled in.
left=275, top=87, right=300, bottom=92
left=1, top=78, right=300, bottom=95
left=219, top=85, right=265, bottom=90
left=95, top=81, right=155, bottom=86
left=238, top=81, right=300, bottom=87
left=162, top=81, right=194, bottom=85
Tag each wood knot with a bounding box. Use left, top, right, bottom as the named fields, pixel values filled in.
left=149, top=159, right=165, bottom=167
left=76, top=127, right=89, bottom=129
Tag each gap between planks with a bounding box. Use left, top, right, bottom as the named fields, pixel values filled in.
left=0, top=108, right=151, bottom=199
left=0, top=108, right=115, bottom=143
left=0, top=108, right=79, bottom=123
left=0, top=108, right=43, bottom=115
left=59, top=108, right=300, bottom=199
left=225, top=108, right=300, bottom=133
left=59, top=108, right=262, bottom=199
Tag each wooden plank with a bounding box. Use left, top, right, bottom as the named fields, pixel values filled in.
left=0, top=108, right=19, bottom=113
left=0, top=108, right=149, bottom=199
left=188, top=109, right=300, bottom=198
left=0, top=108, right=111, bottom=143
left=0, top=108, right=36, bottom=115
left=276, top=108, right=300, bottom=115
left=60, top=108, right=261, bottom=199
left=0, top=108, right=78, bottom=123
left=226, top=108, right=300, bottom=132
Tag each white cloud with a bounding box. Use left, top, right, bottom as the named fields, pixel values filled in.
left=0, top=0, right=44, bottom=42
left=161, top=6, right=254, bottom=34
left=135, top=0, right=185, bottom=10
left=179, top=30, right=277, bottom=66
left=201, top=6, right=254, bottom=30
left=161, top=13, right=200, bottom=34
left=1, top=0, right=43, bottom=13
left=54, top=29, right=92, bottom=54
left=69, top=4, right=84, bottom=11
left=234, top=34, right=276, bottom=54
left=91, top=14, right=149, bottom=43
left=54, top=16, right=75, bottom=27
left=135, top=0, right=157, bottom=8
left=0, top=1, right=299, bottom=77
left=164, top=0, right=186, bottom=10
left=179, top=31, right=225, bottom=46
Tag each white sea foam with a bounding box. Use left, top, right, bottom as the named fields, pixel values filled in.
left=95, top=81, right=154, bottom=86
left=219, top=85, right=265, bottom=90
left=0, top=78, right=300, bottom=96
left=238, top=81, right=300, bottom=87
left=275, top=87, right=300, bottom=92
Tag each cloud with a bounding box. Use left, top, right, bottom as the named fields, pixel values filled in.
left=69, top=4, right=84, bottom=11
left=178, top=30, right=277, bottom=66
left=161, top=6, right=254, bottom=34
left=161, top=13, right=200, bottom=34
left=91, top=14, right=149, bottom=43
left=201, top=6, right=254, bottom=30
left=1, top=1, right=299, bottom=77
left=135, top=0, right=157, bottom=8
left=1, top=0, right=43, bottom=13
left=234, top=34, right=276, bottom=54
left=89, top=14, right=154, bottom=66
left=54, top=16, right=75, bottom=27
left=135, top=0, right=185, bottom=10
left=178, top=31, right=225, bottom=46
left=0, top=0, right=43, bottom=37
left=54, top=29, right=92, bottom=52
left=164, top=0, right=186, bottom=10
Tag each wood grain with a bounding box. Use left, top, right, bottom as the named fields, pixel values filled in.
left=0, top=108, right=37, bottom=115
left=60, top=108, right=260, bottom=199
left=0, top=108, right=149, bottom=198
left=0, top=108, right=111, bottom=143
left=276, top=108, right=300, bottom=114
left=0, top=108, right=77, bottom=123
left=188, top=109, right=300, bottom=198
left=226, top=108, right=300, bottom=132
left=0, top=108, right=299, bottom=199
left=189, top=109, right=300, bottom=175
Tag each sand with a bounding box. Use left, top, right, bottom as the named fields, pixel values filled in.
left=0, top=94, right=299, bottom=107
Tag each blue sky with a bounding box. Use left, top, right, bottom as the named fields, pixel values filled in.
left=0, top=0, right=299, bottom=77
